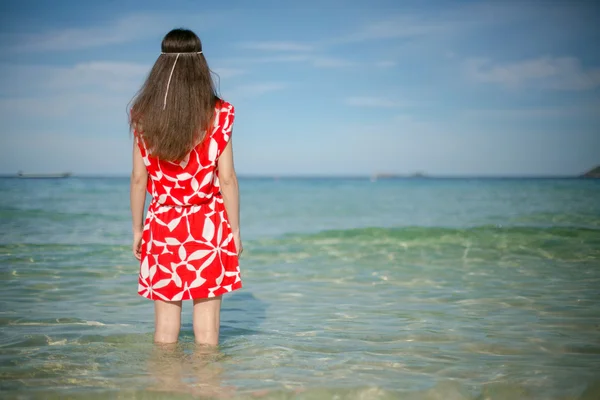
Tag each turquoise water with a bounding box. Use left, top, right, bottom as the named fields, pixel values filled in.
left=1, top=177, right=600, bottom=399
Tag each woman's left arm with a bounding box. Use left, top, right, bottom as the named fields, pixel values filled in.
left=130, top=140, right=148, bottom=259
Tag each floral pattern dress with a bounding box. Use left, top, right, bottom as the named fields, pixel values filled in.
left=134, top=100, right=241, bottom=301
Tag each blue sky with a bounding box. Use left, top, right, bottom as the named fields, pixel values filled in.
left=0, top=0, right=598, bottom=176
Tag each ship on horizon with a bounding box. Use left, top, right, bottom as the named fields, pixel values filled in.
left=370, top=172, right=428, bottom=181
left=17, top=171, right=71, bottom=179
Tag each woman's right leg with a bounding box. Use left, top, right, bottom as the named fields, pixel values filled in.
left=154, top=299, right=182, bottom=343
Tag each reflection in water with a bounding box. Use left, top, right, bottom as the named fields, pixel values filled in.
left=147, top=342, right=234, bottom=398
left=141, top=292, right=266, bottom=398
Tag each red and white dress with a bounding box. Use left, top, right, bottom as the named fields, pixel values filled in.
left=134, top=99, right=242, bottom=301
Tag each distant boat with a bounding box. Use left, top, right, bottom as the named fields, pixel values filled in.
left=370, top=172, right=429, bottom=181
left=17, top=171, right=71, bottom=179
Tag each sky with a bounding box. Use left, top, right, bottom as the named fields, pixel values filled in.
left=0, top=0, right=599, bottom=177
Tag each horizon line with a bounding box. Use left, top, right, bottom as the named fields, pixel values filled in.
left=0, top=173, right=596, bottom=180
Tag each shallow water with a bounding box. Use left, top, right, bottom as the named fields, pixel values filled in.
left=1, top=177, right=599, bottom=399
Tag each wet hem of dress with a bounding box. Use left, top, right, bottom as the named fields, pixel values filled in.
left=138, top=282, right=242, bottom=301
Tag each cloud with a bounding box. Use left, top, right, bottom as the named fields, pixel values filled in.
left=0, top=94, right=128, bottom=119
left=0, top=60, right=247, bottom=118
left=329, top=17, right=446, bottom=45
left=1, top=61, right=149, bottom=96
left=344, top=96, right=410, bottom=108
left=324, top=2, right=517, bottom=46
left=232, top=4, right=549, bottom=71
left=0, top=61, right=150, bottom=123
left=56, top=62, right=149, bottom=91
left=7, top=14, right=164, bottom=52
left=338, top=112, right=600, bottom=177
left=222, top=54, right=356, bottom=69
left=238, top=41, right=313, bottom=52
left=460, top=104, right=600, bottom=119
left=226, top=82, right=288, bottom=99
left=465, top=56, right=600, bottom=91
left=223, top=54, right=310, bottom=64
left=5, top=12, right=222, bottom=52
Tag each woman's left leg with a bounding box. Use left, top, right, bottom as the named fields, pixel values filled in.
left=192, top=296, right=222, bottom=346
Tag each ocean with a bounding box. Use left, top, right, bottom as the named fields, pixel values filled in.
left=1, top=177, right=599, bottom=399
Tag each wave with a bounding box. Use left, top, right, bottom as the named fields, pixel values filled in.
left=0, top=207, right=123, bottom=221
left=260, top=225, right=600, bottom=249
left=1, top=225, right=598, bottom=266
left=300, top=224, right=599, bottom=239
left=247, top=225, right=600, bottom=265
left=1, top=317, right=130, bottom=327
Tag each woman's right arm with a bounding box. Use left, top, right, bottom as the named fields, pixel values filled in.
left=218, top=139, right=242, bottom=256
left=130, top=139, right=148, bottom=259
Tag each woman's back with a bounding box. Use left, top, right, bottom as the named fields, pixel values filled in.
left=135, top=100, right=235, bottom=207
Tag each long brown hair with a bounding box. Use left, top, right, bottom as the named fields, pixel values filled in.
left=129, top=28, right=219, bottom=162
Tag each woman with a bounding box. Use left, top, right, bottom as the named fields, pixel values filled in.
left=129, top=28, right=242, bottom=346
